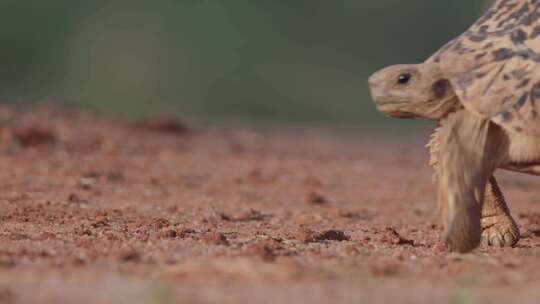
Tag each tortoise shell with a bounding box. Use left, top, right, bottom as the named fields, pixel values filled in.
left=430, top=0, right=540, bottom=135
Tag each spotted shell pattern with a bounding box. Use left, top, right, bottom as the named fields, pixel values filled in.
left=431, top=0, right=540, bottom=135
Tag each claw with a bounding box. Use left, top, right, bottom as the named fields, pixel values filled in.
left=490, top=234, right=503, bottom=247
left=481, top=235, right=489, bottom=247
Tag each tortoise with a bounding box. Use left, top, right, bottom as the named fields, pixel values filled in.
left=368, top=0, right=540, bottom=252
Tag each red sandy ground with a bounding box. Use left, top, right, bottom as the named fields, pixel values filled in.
left=1, top=105, right=540, bottom=303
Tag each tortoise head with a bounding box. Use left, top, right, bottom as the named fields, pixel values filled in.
left=369, top=63, right=459, bottom=120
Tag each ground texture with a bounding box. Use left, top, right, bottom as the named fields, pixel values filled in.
left=1, top=105, right=540, bottom=304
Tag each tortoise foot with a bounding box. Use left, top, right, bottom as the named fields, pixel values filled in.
left=481, top=214, right=519, bottom=247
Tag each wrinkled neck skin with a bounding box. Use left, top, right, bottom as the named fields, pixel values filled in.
left=378, top=95, right=460, bottom=121
left=422, top=96, right=461, bottom=121
left=435, top=104, right=462, bottom=126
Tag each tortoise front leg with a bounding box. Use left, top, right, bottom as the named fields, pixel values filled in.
left=481, top=176, right=519, bottom=247
left=429, top=128, right=518, bottom=247
left=438, top=110, right=507, bottom=252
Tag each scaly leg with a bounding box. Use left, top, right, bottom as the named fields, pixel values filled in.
left=481, top=176, right=519, bottom=247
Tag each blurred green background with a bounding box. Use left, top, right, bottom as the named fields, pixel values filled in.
left=0, top=0, right=488, bottom=125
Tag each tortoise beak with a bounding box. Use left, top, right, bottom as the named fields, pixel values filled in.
left=368, top=71, right=383, bottom=90
left=368, top=72, right=385, bottom=103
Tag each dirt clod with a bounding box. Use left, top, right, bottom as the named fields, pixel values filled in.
left=221, top=209, right=270, bottom=222
left=243, top=241, right=280, bottom=262
left=305, top=191, right=328, bottom=205
left=90, top=216, right=109, bottom=228
left=11, top=126, right=56, bottom=147
left=368, top=260, right=404, bottom=277
left=68, top=193, right=89, bottom=204
left=162, top=229, right=178, bottom=238
left=118, top=250, right=141, bottom=263
left=384, top=228, right=415, bottom=246
left=201, top=232, right=229, bottom=246
left=178, top=228, right=196, bottom=238
left=78, top=178, right=96, bottom=190
left=132, top=116, right=189, bottom=135
left=235, top=209, right=269, bottom=222
left=151, top=218, right=171, bottom=229
left=296, top=229, right=350, bottom=243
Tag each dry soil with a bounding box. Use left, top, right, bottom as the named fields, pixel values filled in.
left=1, top=105, right=540, bottom=304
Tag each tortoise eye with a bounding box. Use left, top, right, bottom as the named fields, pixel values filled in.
left=397, top=73, right=412, bottom=85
